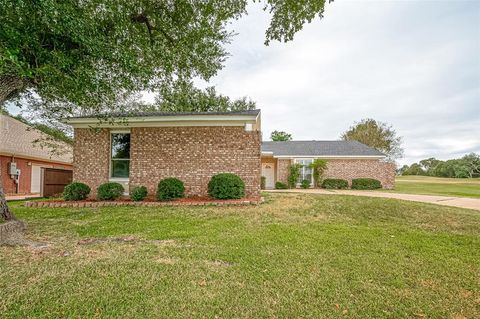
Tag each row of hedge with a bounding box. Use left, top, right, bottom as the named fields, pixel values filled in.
left=274, top=178, right=382, bottom=190
left=63, top=173, right=246, bottom=202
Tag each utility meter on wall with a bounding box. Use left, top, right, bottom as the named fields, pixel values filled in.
left=8, top=162, right=17, bottom=175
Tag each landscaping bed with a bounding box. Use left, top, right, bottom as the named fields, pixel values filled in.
left=24, top=196, right=261, bottom=208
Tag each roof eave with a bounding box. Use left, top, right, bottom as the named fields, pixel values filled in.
left=62, top=113, right=260, bottom=128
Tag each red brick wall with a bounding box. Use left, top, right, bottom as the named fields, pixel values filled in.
left=324, top=159, right=395, bottom=189
left=277, top=159, right=291, bottom=184
left=130, top=126, right=261, bottom=197
left=73, top=128, right=110, bottom=197
left=0, top=155, right=72, bottom=195
left=73, top=126, right=261, bottom=198
left=267, top=158, right=395, bottom=189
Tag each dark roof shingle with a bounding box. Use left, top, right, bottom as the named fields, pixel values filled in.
left=261, top=140, right=385, bottom=157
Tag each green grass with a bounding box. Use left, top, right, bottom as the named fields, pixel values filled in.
left=385, top=175, right=480, bottom=198
left=1, top=193, right=479, bottom=318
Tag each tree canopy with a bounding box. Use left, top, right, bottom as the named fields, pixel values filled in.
left=1, top=0, right=332, bottom=118
left=341, top=118, right=403, bottom=161
left=271, top=130, right=292, bottom=141
left=0, top=0, right=333, bottom=221
left=401, top=153, right=480, bottom=178
left=154, top=81, right=256, bottom=112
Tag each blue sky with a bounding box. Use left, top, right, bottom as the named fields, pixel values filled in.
left=201, top=0, right=480, bottom=165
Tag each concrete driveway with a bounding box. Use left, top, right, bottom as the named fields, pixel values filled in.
left=267, top=189, right=480, bottom=211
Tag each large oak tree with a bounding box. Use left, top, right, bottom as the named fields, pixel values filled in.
left=0, top=0, right=331, bottom=222
left=341, top=118, right=403, bottom=161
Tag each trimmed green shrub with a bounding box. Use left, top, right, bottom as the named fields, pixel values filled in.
left=97, top=182, right=124, bottom=201
left=351, top=178, right=382, bottom=190
left=63, top=182, right=90, bottom=201
left=300, top=179, right=311, bottom=189
left=275, top=182, right=288, bottom=189
left=130, top=186, right=148, bottom=201
left=208, top=173, right=245, bottom=200
left=157, top=178, right=185, bottom=201
left=321, top=178, right=349, bottom=189
left=260, top=176, right=266, bottom=190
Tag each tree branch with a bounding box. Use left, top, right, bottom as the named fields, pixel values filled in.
left=130, top=12, right=174, bottom=46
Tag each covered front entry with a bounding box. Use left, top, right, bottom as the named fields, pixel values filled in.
left=261, top=163, right=275, bottom=189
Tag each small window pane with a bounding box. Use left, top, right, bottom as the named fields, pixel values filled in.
left=112, top=160, right=129, bottom=178
left=112, top=133, right=130, bottom=159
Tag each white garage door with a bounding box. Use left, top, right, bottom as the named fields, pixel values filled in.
left=31, top=165, right=42, bottom=194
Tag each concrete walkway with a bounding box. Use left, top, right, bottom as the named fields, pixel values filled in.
left=6, top=194, right=41, bottom=201
left=267, top=189, right=480, bottom=211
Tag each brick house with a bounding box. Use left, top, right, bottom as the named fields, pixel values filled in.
left=64, top=110, right=262, bottom=198
left=65, top=109, right=394, bottom=198
left=261, top=140, right=395, bottom=189
left=0, top=114, right=73, bottom=195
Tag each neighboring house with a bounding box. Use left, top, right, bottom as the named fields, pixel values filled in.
left=0, top=115, right=73, bottom=195
left=64, top=109, right=395, bottom=198
left=261, top=140, right=395, bottom=189
left=63, top=110, right=262, bottom=198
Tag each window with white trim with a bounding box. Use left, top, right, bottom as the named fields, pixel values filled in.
left=111, top=133, right=130, bottom=178
left=295, top=159, right=313, bottom=184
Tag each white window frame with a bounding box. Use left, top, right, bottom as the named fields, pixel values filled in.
left=294, top=158, right=314, bottom=186
left=110, top=130, right=131, bottom=181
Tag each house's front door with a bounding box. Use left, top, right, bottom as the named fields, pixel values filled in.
left=261, top=163, right=275, bottom=189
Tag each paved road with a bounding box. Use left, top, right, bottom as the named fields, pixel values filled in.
left=267, top=189, right=480, bottom=211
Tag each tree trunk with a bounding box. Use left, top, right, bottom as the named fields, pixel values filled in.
left=0, top=162, right=17, bottom=221
left=0, top=74, right=24, bottom=221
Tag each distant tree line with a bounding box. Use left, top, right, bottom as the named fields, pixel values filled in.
left=398, top=153, right=480, bottom=178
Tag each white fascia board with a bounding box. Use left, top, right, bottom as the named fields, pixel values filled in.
left=272, top=155, right=386, bottom=159
left=0, top=151, right=73, bottom=165
left=63, top=115, right=258, bottom=128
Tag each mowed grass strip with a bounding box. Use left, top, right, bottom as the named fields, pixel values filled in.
left=385, top=176, right=480, bottom=198
left=1, top=193, right=479, bottom=318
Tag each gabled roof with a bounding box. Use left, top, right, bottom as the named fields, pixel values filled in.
left=0, top=115, right=73, bottom=164
left=261, top=140, right=385, bottom=158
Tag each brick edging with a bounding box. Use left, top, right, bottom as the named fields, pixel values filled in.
left=24, top=199, right=261, bottom=208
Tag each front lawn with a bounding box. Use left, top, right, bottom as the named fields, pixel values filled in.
left=386, top=176, right=480, bottom=198
left=1, top=193, right=479, bottom=318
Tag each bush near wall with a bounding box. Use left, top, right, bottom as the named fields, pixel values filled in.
left=275, top=182, right=288, bottom=189
left=63, top=182, right=91, bottom=201
left=321, top=179, right=349, bottom=189
left=97, top=182, right=124, bottom=201
left=157, top=178, right=185, bottom=201
left=130, top=186, right=148, bottom=201
left=351, top=178, right=382, bottom=190
left=260, top=176, right=266, bottom=190
left=300, top=179, right=311, bottom=189
left=208, top=173, right=245, bottom=200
